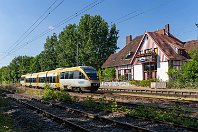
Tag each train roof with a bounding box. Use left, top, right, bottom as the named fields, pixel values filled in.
left=21, top=66, right=97, bottom=76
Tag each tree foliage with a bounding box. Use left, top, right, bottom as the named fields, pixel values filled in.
left=78, top=15, right=119, bottom=69
left=189, top=49, right=198, bottom=61
left=57, top=24, right=78, bottom=67
left=168, top=48, right=198, bottom=88
left=101, top=67, right=116, bottom=81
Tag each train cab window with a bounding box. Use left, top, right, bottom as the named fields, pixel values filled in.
left=65, top=72, right=69, bottom=79
left=79, top=72, right=85, bottom=79
left=20, top=77, right=25, bottom=81
left=69, top=71, right=74, bottom=79
left=60, top=72, right=65, bottom=79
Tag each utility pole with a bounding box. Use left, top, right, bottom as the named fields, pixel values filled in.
left=76, top=42, right=79, bottom=66
left=196, top=23, right=198, bottom=40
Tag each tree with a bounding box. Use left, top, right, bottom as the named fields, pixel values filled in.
left=189, top=49, right=198, bottom=61
left=57, top=24, right=78, bottom=67
left=182, top=60, right=198, bottom=82
left=0, top=66, right=11, bottom=84
left=42, top=33, right=58, bottom=71
left=30, top=54, right=42, bottom=73
left=78, top=14, right=119, bottom=69
left=8, top=56, right=33, bottom=83
left=102, top=67, right=116, bottom=81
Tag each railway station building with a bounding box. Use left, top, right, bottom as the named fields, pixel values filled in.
left=102, top=24, right=189, bottom=81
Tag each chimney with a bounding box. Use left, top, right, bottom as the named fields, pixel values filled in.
left=126, top=35, right=132, bottom=45
left=165, top=24, right=170, bottom=36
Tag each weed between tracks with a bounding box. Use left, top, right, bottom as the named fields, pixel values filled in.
left=82, top=96, right=118, bottom=112
left=43, top=85, right=72, bottom=102
left=3, top=85, right=197, bottom=129
left=82, top=96, right=198, bottom=128
left=42, top=85, right=198, bottom=128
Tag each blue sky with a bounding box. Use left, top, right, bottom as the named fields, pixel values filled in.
left=0, top=0, right=197, bottom=67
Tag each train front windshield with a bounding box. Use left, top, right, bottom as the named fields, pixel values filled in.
left=81, top=67, right=99, bottom=80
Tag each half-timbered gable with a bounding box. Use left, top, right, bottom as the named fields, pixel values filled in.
left=102, top=24, right=189, bottom=81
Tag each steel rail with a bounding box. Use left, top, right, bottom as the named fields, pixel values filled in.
left=6, top=96, right=90, bottom=132
left=31, top=98, right=150, bottom=132
left=99, top=87, right=198, bottom=96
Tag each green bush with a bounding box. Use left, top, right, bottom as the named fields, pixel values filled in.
left=81, top=96, right=97, bottom=109
left=167, top=81, right=198, bottom=89
left=42, top=85, right=72, bottom=102
left=54, top=91, right=72, bottom=102
left=42, top=85, right=56, bottom=101
left=129, top=79, right=158, bottom=87
left=118, top=75, right=125, bottom=81
left=98, top=97, right=117, bottom=112
left=101, top=68, right=116, bottom=81
left=81, top=96, right=118, bottom=112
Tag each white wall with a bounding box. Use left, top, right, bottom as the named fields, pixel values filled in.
left=157, top=62, right=169, bottom=81
left=134, top=64, right=143, bottom=80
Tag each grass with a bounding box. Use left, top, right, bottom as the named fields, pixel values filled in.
left=81, top=96, right=198, bottom=128
left=1, top=85, right=197, bottom=129
left=42, top=85, right=72, bottom=102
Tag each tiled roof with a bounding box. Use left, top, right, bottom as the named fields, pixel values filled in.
left=102, top=35, right=142, bottom=68
left=147, top=32, right=189, bottom=60
left=184, top=40, right=198, bottom=51
left=102, top=26, right=190, bottom=68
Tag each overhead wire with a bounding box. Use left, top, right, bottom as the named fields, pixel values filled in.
left=5, top=0, right=59, bottom=53
left=3, top=0, right=177, bottom=62
left=6, top=0, right=105, bottom=55
left=116, top=0, right=175, bottom=24
left=111, top=9, right=140, bottom=24
left=1, top=0, right=64, bottom=60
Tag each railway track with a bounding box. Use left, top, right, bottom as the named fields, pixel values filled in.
left=2, top=90, right=197, bottom=132
left=5, top=93, right=149, bottom=132
left=99, top=87, right=198, bottom=97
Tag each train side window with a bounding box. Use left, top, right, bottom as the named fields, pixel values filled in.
left=60, top=72, right=64, bottom=79
left=50, top=76, right=53, bottom=83
left=53, top=76, right=56, bottom=83
left=40, top=77, right=45, bottom=83
left=73, top=70, right=80, bottom=79
left=65, top=72, right=69, bottom=79
left=46, top=77, right=49, bottom=83
left=69, top=71, right=74, bottom=79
